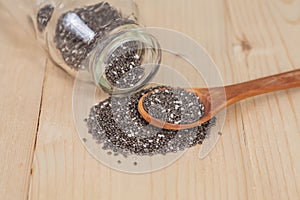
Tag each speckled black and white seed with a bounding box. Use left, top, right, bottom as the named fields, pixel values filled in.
left=86, top=86, right=216, bottom=156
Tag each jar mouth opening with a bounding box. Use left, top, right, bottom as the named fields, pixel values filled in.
left=90, top=29, right=162, bottom=96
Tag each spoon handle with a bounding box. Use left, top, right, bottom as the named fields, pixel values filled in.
left=224, top=69, right=300, bottom=106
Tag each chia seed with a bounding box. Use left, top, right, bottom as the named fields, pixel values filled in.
left=52, top=2, right=147, bottom=88
left=104, top=41, right=145, bottom=88
left=37, top=4, right=54, bottom=32
left=86, top=86, right=216, bottom=156
left=55, top=2, right=143, bottom=81
left=143, top=87, right=205, bottom=124
left=37, top=2, right=154, bottom=90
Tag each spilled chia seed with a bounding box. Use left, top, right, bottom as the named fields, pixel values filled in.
left=86, top=86, right=216, bottom=156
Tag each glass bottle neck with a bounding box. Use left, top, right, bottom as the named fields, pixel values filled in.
left=88, top=27, right=161, bottom=95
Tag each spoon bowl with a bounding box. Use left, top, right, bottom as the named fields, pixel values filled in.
left=138, top=69, right=300, bottom=130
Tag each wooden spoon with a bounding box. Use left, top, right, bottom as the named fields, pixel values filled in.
left=138, top=69, right=300, bottom=130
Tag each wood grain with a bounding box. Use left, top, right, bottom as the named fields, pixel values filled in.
left=0, top=0, right=299, bottom=200
left=0, top=9, right=46, bottom=200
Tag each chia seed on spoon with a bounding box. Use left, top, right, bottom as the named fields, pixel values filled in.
left=143, top=87, right=205, bottom=124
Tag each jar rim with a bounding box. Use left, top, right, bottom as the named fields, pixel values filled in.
left=89, top=28, right=162, bottom=95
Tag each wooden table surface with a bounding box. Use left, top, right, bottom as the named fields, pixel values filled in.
left=1, top=0, right=300, bottom=199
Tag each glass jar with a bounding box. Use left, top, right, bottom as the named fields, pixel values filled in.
left=2, top=0, right=162, bottom=95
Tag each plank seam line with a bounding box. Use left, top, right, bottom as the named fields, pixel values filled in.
left=223, top=0, right=249, bottom=148
left=239, top=104, right=248, bottom=147
left=33, top=59, right=47, bottom=152
left=26, top=59, right=48, bottom=200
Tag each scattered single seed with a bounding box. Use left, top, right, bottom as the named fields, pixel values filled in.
left=82, top=138, right=87, bottom=142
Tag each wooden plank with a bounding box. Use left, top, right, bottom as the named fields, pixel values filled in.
left=225, top=0, right=300, bottom=199
left=0, top=9, right=46, bottom=200
left=28, top=0, right=300, bottom=200
left=134, top=0, right=254, bottom=199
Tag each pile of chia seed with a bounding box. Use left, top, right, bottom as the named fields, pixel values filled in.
left=86, top=86, right=216, bottom=156
left=143, top=87, right=205, bottom=124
